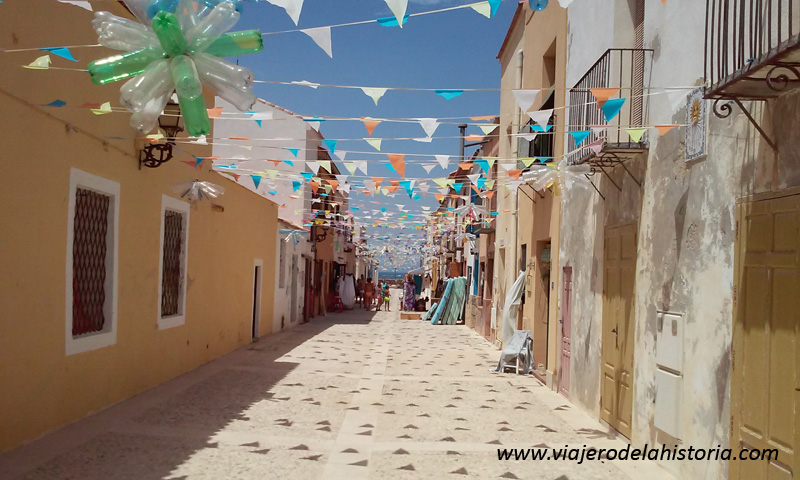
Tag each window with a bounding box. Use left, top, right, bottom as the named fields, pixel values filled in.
left=158, top=195, right=189, bottom=330
left=279, top=239, right=286, bottom=288
left=66, top=168, right=119, bottom=356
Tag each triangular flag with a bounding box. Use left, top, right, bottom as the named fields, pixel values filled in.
left=357, top=161, right=369, bottom=175
left=467, top=173, right=481, bottom=185
left=485, top=179, right=495, bottom=189
left=590, top=88, right=619, bottom=108
left=284, top=147, right=299, bottom=157
left=383, top=0, right=409, bottom=28
left=512, top=89, right=541, bottom=112
left=528, top=109, right=553, bottom=129
left=266, top=0, right=305, bottom=25
left=334, top=150, right=347, bottom=161
left=434, top=193, right=444, bottom=202
left=458, top=162, right=472, bottom=170
left=435, top=90, right=464, bottom=100
left=422, top=164, right=437, bottom=173
left=57, top=0, right=93, bottom=11
left=487, top=0, right=502, bottom=16
left=40, top=47, right=77, bottom=62
left=24, top=55, right=51, bottom=69
left=366, top=138, right=382, bottom=151
left=318, top=160, right=331, bottom=173
left=207, top=107, right=223, bottom=118
left=363, top=118, right=381, bottom=136
left=307, top=161, right=320, bottom=173
left=601, top=98, right=626, bottom=122
left=475, top=159, right=490, bottom=172
left=508, top=169, right=523, bottom=179
left=388, top=154, right=406, bottom=178
left=655, top=124, right=678, bottom=135
left=345, top=162, right=357, bottom=174
left=322, top=139, right=337, bottom=154
left=518, top=132, right=538, bottom=142
left=626, top=128, right=648, bottom=143
left=327, top=179, right=339, bottom=191
left=465, top=134, right=483, bottom=141
left=521, top=158, right=536, bottom=168
left=417, top=118, right=439, bottom=137
left=376, top=14, right=409, bottom=27
left=300, top=172, right=314, bottom=182
left=291, top=80, right=319, bottom=89
left=478, top=124, right=496, bottom=135
left=587, top=138, right=604, bottom=155
left=309, top=181, right=319, bottom=194
left=251, top=175, right=262, bottom=189
left=568, top=130, right=592, bottom=145
left=90, top=102, right=112, bottom=115
left=292, top=181, right=302, bottom=192
left=432, top=178, right=449, bottom=188
left=470, top=1, right=492, bottom=18
left=301, top=26, right=332, bottom=58
left=44, top=99, right=67, bottom=107
left=470, top=115, right=495, bottom=121
left=435, top=155, right=449, bottom=169
left=361, top=87, right=388, bottom=106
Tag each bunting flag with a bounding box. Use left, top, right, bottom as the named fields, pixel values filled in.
left=301, top=172, right=314, bottom=182
left=207, top=107, right=223, bottom=118
left=452, top=182, right=463, bottom=192
left=383, top=0, right=409, bottom=27
left=520, top=157, right=536, bottom=168
left=57, top=0, right=92, bottom=10
left=45, top=99, right=66, bottom=107
left=301, top=26, right=333, bottom=57
left=528, top=109, right=553, bottom=129
left=586, top=138, right=604, bottom=155
left=508, top=169, right=523, bottom=179
left=292, top=181, right=302, bottom=192
left=24, top=55, right=51, bottom=69
left=327, top=179, right=339, bottom=191
left=309, top=181, right=319, bottom=194
left=485, top=179, right=495, bottom=189
left=345, top=162, right=358, bottom=174
left=307, top=161, right=321, bottom=173
left=568, top=130, right=591, bottom=145
left=318, top=160, right=331, bottom=173
left=470, top=1, right=493, bottom=18
left=626, top=128, right=648, bottom=142
left=422, top=164, right=437, bottom=173
left=372, top=177, right=385, bottom=186
left=284, top=147, right=299, bottom=157
left=40, top=47, right=77, bottom=62
left=90, top=102, right=112, bottom=115
left=322, top=139, right=337, bottom=154
left=251, top=175, right=262, bottom=189
left=512, top=89, right=541, bottom=112
left=361, top=87, right=388, bottom=105
left=417, top=118, right=440, bottom=137
left=334, top=150, right=347, bottom=161
left=435, top=89, right=464, bottom=100
left=458, top=162, right=472, bottom=170
left=434, top=193, right=444, bottom=202
left=471, top=115, right=495, bottom=121
left=467, top=173, right=481, bottom=185
left=478, top=124, right=497, bottom=135
left=363, top=118, right=381, bottom=136
left=357, top=161, right=369, bottom=175
left=266, top=0, right=305, bottom=25
left=518, top=132, right=538, bottom=142
left=377, top=14, right=409, bottom=27
left=655, top=124, right=678, bottom=135
left=590, top=88, right=619, bottom=108
left=601, top=98, right=626, bottom=122
left=388, top=154, right=406, bottom=178
left=291, top=80, right=319, bottom=89
left=435, top=155, right=449, bottom=169
left=366, top=138, right=382, bottom=151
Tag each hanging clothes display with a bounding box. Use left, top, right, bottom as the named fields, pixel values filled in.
left=403, top=276, right=416, bottom=311
left=341, top=274, right=356, bottom=308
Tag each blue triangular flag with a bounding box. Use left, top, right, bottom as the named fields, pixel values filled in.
left=284, top=160, right=294, bottom=167
left=568, top=130, right=592, bottom=145
left=475, top=159, right=490, bottom=172
left=301, top=172, right=314, bottom=182
left=435, top=89, right=464, bottom=100
left=452, top=182, right=463, bottom=191
left=377, top=14, right=409, bottom=27
left=488, top=0, right=501, bottom=16
left=284, top=148, right=299, bottom=157
left=477, top=178, right=486, bottom=189
left=292, top=181, right=302, bottom=192
left=255, top=120, right=262, bottom=127
left=531, top=124, right=553, bottom=132
left=322, top=139, right=337, bottom=154
left=412, top=194, right=421, bottom=200
left=44, top=99, right=66, bottom=107
left=601, top=98, right=626, bottom=122
left=40, top=47, right=77, bottom=62
left=268, top=190, right=278, bottom=195
left=251, top=175, right=262, bottom=189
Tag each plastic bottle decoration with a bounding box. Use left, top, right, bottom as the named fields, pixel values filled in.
left=525, top=159, right=591, bottom=196
left=171, top=179, right=225, bottom=202
left=528, top=0, right=549, bottom=11
left=88, top=0, right=263, bottom=136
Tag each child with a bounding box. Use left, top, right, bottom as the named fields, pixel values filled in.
left=383, top=283, right=390, bottom=311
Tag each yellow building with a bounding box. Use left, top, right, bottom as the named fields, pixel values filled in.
left=0, top=0, right=278, bottom=451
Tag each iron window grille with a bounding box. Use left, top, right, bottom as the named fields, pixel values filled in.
left=72, top=188, right=110, bottom=336
left=161, top=210, right=184, bottom=317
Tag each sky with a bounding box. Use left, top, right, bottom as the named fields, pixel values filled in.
left=233, top=0, right=520, bottom=273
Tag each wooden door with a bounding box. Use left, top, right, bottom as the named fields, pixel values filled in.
left=731, top=193, right=799, bottom=480
left=601, top=222, right=637, bottom=439
left=560, top=267, right=573, bottom=397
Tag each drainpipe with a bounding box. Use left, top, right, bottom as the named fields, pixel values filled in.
left=513, top=49, right=524, bottom=281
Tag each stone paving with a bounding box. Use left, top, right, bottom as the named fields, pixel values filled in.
left=0, top=291, right=673, bottom=479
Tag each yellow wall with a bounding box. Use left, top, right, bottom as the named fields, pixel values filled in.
left=0, top=0, right=278, bottom=451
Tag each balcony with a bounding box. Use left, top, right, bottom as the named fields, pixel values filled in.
left=705, top=0, right=800, bottom=101
left=567, top=49, right=653, bottom=166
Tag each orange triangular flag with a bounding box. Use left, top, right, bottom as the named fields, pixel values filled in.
left=508, top=169, right=523, bottom=179
left=230, top=136, right=249, bottom=141
left=390, top=180, right=400, bottom=187
left=269, top=159, right=282, bottom=166
left=388, top=154, right=406, bottom=177
left=470, top=115, right=496, bottom=121
left=207, top=107, right=223, bottom=118
left=309, top=181, right=319, bottom=194
left=371, top=177, right=384, bottom=186
left=458, top=162, right=472, bottom=170
left=388, top=186, right=399, bottom=193
left=363, top=118, right=381, bottom=136
left=590, top=88, right=620, bottom=108
left=661, top=0, right=667, bottom=4
left=364, top=191, right=372, bottom=195
left=465, top=134, right=483, bottom=141
left=327, top=179, right=339, bottom=190
left=655, top=124, right=678, bottom=135
left=434, top=193, right=444, bottom=202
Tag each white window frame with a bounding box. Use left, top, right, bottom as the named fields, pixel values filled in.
left=65, top=168, right=120, bottom=356
left=157, top=195, right=190, bottom=330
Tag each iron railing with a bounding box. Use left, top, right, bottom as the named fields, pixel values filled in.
left=567, top=48, right=653, bottom=165
left=705, top=0, right=800, bottom=99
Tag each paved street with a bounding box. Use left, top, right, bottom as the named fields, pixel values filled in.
left=0, top=291, right=671, bottom=480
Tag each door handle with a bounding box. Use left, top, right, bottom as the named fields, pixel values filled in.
left=611, top=326, right=618, bottom=348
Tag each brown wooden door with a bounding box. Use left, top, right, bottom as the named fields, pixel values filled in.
left=560, top=267, right=573, bottom=397
left=601, top=223, right=637, bottom=439
left=731, top=193, right=800, bottom=480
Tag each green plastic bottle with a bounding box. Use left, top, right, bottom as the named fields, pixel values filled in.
left=203, top=30, right=263, bottom=57
left=88, top=48, right=168, bottom=85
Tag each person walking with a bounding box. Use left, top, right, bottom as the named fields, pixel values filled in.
left=364, top=277, right=375, bottom=310
left=382, top=281, right=390, bottom=311
left=356, top=275, right=365, bottom=307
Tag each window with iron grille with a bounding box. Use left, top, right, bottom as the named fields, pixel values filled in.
left=72, top=188, right=110, bottom=336
left=66, top=169, right=119, bottom=356
left=161, top=210, right=184, bottom=317
left=158, top=195, right=189, bottom=329
left=279, top=239, right=286, bottom=288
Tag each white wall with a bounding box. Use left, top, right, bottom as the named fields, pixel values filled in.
left=273, top=229, right=311, bottom=332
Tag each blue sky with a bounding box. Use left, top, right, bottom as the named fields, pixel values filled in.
left=234, top=0, right=518, bottom=272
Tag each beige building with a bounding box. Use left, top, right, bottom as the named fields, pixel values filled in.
left=0, top=0, right=279, bottom=452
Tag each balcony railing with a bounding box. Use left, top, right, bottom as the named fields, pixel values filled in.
left=705, top=0, right=800, bottom=100
left=567, top=48, right=653, bottom=165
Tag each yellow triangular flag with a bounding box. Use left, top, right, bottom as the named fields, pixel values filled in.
left=470, top=1, right=492, bottom=18
left=366, top=138, right=382, bottom=151
left=626, top=128, right=648, bottom=143
left=318, top=160, right=331, bottom=173
left=478, top=124, right=496, bottom=135
left=23, top=55, right=51, bottom=69
left=90, top=101, right=112, bottom=115
left=520, top=158, right=536, bottom=168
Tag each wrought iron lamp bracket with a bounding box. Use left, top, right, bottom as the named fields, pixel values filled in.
left=712, top=98, right=778, bottom=153
left=138, top=143, right=175, bottom=169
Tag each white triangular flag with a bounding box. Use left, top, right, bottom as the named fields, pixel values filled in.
left=344, top=162, right=357, bottom=174
left=301, top=26, right=332, bottom=58
left=366, top=138, right=382, bottom=151
left=467, top=173, right=481, bottom=185
left=417, top=118, right=440, bottom=137
left=422, top=164, right=437, bottom=173
left=528, top=108, right=553, bottom=129
left=500, top=162, right=515, bottom=171
left=413, top=137, right=433, bottom=143
left=383, top=0, right=408, bottom=28
left=306, top=121, right=321, bottom=132
left=266, top=0, right=305, bottom=25
left=435, top=155, right=449, bottom=169
left=478, top=124, right=496, bottom=135
left=334, top=150, right=347, bottom=161
left=291, top=80, right=319, bottom=89
left=470, top=1, right=492, bottom=18
left=307, top=161, right=320, bottom=173
left=318, top=160, right=331, bottom=173
left=357, top=161, right=369, bottom=175
left=361, top=87, right=388, bottom=106
left=512, top=89, right=541, bottom=112
left=24, top=55, right=51, bottom=69
left=57, top=0, right=93, bottom=11
left=517, top=132, right=538, bottom=142
left=190, top=135, right=208, bottom=145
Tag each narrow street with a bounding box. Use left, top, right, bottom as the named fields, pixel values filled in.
left=0, top=291, right=671, bottom=480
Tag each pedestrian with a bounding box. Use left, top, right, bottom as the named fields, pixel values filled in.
left=382, top=281, right=390, bottom=311
left=364, top=277, right=375, bottom=310
left=403, top=274, right=415, bottom=311
left=356, top=275, right=365, bottom=307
